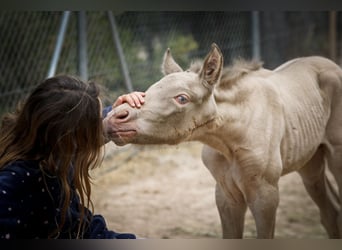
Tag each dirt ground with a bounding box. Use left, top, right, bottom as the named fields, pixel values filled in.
left=91, top=141, right=328, bottom=239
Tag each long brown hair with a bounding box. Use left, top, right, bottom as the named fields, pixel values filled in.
left=0, top=75, right=105, bottom=237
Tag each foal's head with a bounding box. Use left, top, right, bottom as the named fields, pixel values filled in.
left=107, top=43, right=224, bottom=146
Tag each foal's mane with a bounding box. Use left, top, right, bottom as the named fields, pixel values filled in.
left=220, top=58, right=263, bottom=87
left=188, top=58, right=263, bottom=88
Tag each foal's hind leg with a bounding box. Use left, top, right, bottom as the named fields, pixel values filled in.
left=318, top=64, right=342, bottom=237
left=297, top=145, right=339, bottom=238
left=325, top=143, right=342, bottom=237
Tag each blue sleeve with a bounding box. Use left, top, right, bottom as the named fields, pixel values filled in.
left=84, top=214, right=136, bottom=239
left=102, top=106, right=112, bottom=118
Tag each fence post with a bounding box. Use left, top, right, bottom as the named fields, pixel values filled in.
left=251, top=11, right=261, bottom=61
left=107, top=11, right=134, bottom=92
left=329, top=11, right=337, bottom=62
left=47, top=11, right=71, bottom=78
left=78, top=11, right=88, bottom=81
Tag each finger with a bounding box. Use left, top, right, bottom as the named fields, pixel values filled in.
left=136, top=92, right=146, bottom=107
left=112, top=96, right=124, bottom=108
left=113, top=94, right=136, bottom=108
left=130, top=93, right=142, bottom=107
left=137, top=91, right=146, bottom=97
left=136, top=92, right=145, bottom=104
left=125, top=95, right=136, bottom=107
left=131, top=92, right=145, bottom=107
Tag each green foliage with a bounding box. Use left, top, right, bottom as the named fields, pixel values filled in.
left=0, top=11, right=333, bottom=114
left=126, top=32, right=199, bottom=92
left=166, top=34, right=199, bottom=68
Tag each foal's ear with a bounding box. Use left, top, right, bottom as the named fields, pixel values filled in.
left=161, top=48, right=183, bottom=75
left=199, top=43, right=223, bottom=86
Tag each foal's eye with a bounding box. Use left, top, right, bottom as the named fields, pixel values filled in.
left=174, top=94, right=190, bottom=105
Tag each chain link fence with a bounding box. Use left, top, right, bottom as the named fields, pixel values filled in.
left=1, top=11, right=339, bottom=115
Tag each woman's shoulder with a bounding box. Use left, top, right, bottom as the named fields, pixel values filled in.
left=0, top=160, right=43, bottom=193
left=0, top=160, right=41, bottom=178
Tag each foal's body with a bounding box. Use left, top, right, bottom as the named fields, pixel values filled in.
left=202, top=56, right=342, bottom=238
left=105, top=44, right=342, bottom=238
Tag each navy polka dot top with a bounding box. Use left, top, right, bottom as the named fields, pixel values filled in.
left=0, top=160, right=136, bottom=239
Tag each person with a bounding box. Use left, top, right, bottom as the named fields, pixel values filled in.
left=0, top=75, right=145, bottom=239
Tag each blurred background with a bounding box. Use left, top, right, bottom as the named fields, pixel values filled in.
left=0, top=11, right=340, bottom=114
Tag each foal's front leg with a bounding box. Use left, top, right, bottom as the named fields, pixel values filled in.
left=216, top=182, right=247, bottom=238
left=244, top=177, right=280, bottom=238
left=202, top=145, right=248, bottom=238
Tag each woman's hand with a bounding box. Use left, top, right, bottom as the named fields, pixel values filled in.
left=103, top=91, right=145, bottom=144
left=113, top=91, right=145, bottom=108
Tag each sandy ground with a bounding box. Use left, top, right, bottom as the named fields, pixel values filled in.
left=91, top=141, right=328, bottom=239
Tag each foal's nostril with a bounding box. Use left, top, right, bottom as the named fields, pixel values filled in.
left=116, top=110, right=129, bottom=120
